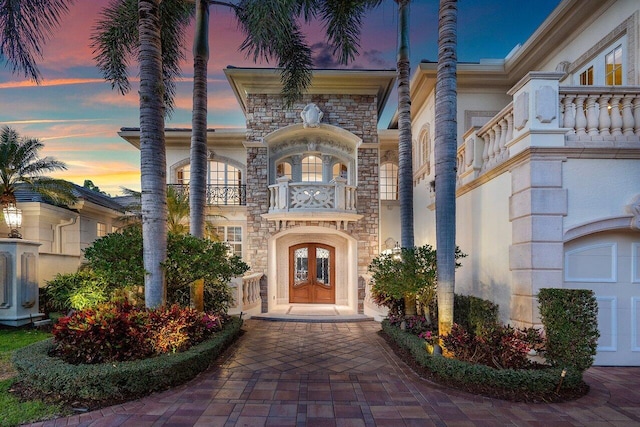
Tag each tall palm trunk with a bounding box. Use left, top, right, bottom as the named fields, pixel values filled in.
left=396, top=0, right=414, bottom=249
left=189, top=0, right=209, bottom=238
left=435, top=0, right=458, bottom=336
left=138, top=0, right=167, bottom=308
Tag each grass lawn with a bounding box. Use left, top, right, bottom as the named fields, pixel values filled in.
left=0, top=328, right=65, bottom=427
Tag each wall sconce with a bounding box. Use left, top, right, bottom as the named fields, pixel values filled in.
left=2, top=203, right=22, bottom=239
left=392, top=242, right=402, bottom=261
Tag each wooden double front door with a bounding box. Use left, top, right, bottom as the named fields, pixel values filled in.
left=289, top=243, right=335, bottom=304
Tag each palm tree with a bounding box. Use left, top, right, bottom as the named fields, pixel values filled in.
left=0, top=0, right=74, bottom=83
left=0, top=126, right=75, bottom=207
left=434, top=0, right=458, bottom=336
left=395, top=0, right=414, bottom=249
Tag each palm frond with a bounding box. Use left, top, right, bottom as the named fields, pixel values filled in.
left=30, top=177, right=77, bottom=205
left=0, top=0, right=74, bottom=82
left=91, top=0, right=193, bottom=115
left=91, top=0, right=139, bottom=96
left=237, top=0, right=313, bottom=105
left=317, top=0, right=383, bottom=65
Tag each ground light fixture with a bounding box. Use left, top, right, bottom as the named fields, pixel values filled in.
left=2, top=202, right=22, bottom=238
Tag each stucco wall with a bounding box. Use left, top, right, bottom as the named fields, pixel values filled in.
left=563, top=158, right=640, bottom=233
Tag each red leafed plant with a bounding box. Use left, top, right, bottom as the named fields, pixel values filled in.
left=441, top=323, right=545, bottom=369
left=52, top=301, right=224, bottom=364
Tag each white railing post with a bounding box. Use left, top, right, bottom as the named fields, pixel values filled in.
left=332, top=177, right=347, bottom=211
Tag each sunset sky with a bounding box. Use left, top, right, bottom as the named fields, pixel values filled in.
left=0, top=0, right=561, bottom=195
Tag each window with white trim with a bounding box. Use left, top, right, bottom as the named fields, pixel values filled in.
left=212, top=225, right=243, bottom=257
left=97, top=222, right=107, bottom=237
left=301, top=155, right=323, bottom=182
left=380, top=162, right=398, bottom=201
left=575, top=38, right=626, bottom=86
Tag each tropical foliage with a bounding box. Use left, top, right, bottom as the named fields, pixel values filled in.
left=0, top=126, right=75, bottom=206
left=81, top=227, right=248, bottom=313
left=51, top=302, right=224, bottom=364
left=0, top=0, right=74, bottom=82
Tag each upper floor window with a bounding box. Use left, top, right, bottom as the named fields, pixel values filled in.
left=276, top=162, right=292, bottom=179
left=575, top=39, right=625, bottom=86
left=605, top=45, right=622, bottom=85
left=302, top=155, right=323, bottom=182
left=176, top=161, right=242, bottom=187
left=380, top=162, right=398, bottom=201
left=333, top=163, right=347, bottom=179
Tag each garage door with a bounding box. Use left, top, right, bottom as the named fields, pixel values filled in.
left=564, top=231, right=640, bottom=366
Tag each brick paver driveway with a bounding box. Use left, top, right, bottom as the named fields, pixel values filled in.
left=29, top=319, right=640, bottom=426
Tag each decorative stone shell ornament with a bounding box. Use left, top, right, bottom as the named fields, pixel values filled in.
left=301, top=103, right=323, bottom=128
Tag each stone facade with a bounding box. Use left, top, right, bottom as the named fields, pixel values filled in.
left=244, top=94, right=380, bottom=311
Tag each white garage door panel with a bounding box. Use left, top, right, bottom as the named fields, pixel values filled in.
left=596, top=296, right=617, bottom=352
left=564, top=231, right=640, bottom=366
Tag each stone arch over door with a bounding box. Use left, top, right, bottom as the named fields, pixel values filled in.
left=267, top=226, right=358, bottom=312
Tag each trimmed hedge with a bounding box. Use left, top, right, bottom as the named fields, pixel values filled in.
left=12, top=317, right=242, bottom=402
left=381, top=320, right=585, bottom=401
left=538, top=288, right=599, bottom=372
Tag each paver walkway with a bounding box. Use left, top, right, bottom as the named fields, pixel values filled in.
left=30, top=319, right=640, bottom=426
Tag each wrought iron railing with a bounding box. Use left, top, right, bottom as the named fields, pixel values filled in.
left=168, top=184, right=247, bottom=206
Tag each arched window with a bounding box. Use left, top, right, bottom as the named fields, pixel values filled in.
left=380, top=162, right=398, bottom=200
left=333, top=163, right=347, bottom=179
left=301, top=155, right=323, bottom=182
left=174, top=159, right=245, bottom=205
left=276, top=162, right=292, bottom=179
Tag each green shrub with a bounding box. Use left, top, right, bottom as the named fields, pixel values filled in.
left=51, top=302, right=224, bottom=364
left=453, top=294, right=499, bottom=336
left=41, top=271, right=110, bottom=313
left=83, top=228, right=249, bottom=313
left=369, top=245, right=465, bottom=316
left=13, top=317, right=242, bottom=403
left=381, top=320, right=584, bottom=401
left=538, top=288, right=599, bottom=372
left=83, top=227, right=145, bottom=288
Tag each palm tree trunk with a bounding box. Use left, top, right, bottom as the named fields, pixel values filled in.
left=190, top=0, right=210, bottom=239
left=397, top=0, right=414, bottom=249
left=435, top=0, right=458, bottom=336
left=138, top=0, right=167, bottom=308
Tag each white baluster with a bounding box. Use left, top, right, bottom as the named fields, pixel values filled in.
left=574, top=95, right=587, bottom=137
left=562, top=95, right=576, bottom=133
left=482, top=133, right=490, bottom=168
left=597, top=95, right=611, bottom=137
left=586, top=94, right=599, bottom=137
left=488, top=128, right=497, bottom=163
left=506, top=112, right=514, bottom=143
left=498, top=118, right=507, bottom=156
left=609, top=95, right=623, bottom=137
left=622, top=94, right=635, bottom=137
left=633, top=96, right=640, bottom=137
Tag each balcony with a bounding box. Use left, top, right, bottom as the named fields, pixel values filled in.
left=168, top=184, right=246, bottom=206
left=456, top=72, right=640, bottom=188
left=263, top=177, right=362, bottom=229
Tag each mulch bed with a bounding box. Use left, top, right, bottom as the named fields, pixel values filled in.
left=379, top=330, right=590, bottom=403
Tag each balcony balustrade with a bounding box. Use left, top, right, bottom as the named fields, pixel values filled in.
left=456, top=80, right=640, bottom=187
left=268, top=177, right=357, bottom=213
left=168, top=184, right=246, bottom=206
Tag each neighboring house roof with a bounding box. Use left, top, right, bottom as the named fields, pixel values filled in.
left=15, top=183, right=127, bottom=213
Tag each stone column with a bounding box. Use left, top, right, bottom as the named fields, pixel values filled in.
left=509, top=159, right=566, bottom=328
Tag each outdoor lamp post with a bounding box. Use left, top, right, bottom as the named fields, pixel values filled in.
left=2, top=203, right=22, bottom=239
